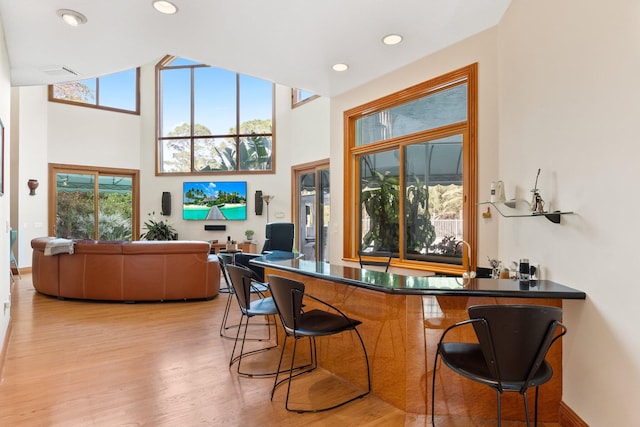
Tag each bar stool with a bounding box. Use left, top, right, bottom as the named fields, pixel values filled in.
left=267, top=274, right=371, bottom=412
left=431, top=304, right=566, bottom=426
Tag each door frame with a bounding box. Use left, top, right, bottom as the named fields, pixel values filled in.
left=291, top=159, right=329, bottom=261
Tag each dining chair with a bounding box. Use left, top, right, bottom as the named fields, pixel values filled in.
left=267, top=274, right=371, bottom=412
left=431, top=304, right=567, bottom=426
left=358, top=250, right=392, bottom=272
left=226, top=264, right=279, bottom=377
left=218, top=253, right=269, bottom=339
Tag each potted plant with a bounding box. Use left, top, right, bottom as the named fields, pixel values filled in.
left=140, top=212, right=177, bottom=240
left=244, top=229, right=255, bottom=242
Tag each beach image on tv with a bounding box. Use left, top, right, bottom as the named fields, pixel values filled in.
left=183, top=181, right=247, bottom=220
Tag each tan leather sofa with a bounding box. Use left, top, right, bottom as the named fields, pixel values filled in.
left=31, top=237, right=220, bottom=302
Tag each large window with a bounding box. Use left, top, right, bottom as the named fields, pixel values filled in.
left=48, top=164, right=140, bottom=241
left=344, top=64, right=477, bottom=275
left=48, top=68, right=140, bottom=114
left=156, top=56, right=275, bottom=174
left=291, top=88, right=319, bottom=108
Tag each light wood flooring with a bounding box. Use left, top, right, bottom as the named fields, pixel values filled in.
left=0, top=274, right=561, bottom=427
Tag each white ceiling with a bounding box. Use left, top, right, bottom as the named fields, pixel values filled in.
left=0, top=0, right=511, bottom=97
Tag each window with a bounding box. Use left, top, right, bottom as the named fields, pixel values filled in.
left=291, top=88, right=319, bottom=108
left=156, top=56, right=275, bottom=174
left=48, top=68, right=140, bottom=114
left=49, top=164, right=140, bottom=241
left=344, top=64, right=477, bottom=275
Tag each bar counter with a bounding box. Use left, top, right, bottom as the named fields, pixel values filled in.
left=253, top=253, right=586, bottom=421
left=251, top=254, right=586, bottom=299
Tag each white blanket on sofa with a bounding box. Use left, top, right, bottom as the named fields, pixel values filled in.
left=44, top=238, right=75, bottom=256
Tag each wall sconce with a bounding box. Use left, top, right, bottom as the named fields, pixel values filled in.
left=27, top=179, right=39, bottom=196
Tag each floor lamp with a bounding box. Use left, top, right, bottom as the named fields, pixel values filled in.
left=261, top=195, right=274, bottom=222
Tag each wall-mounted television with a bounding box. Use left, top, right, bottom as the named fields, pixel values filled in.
left=183, top=181, right=247, bottom=221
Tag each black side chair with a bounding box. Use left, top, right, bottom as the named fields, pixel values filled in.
left=234, top=252, right=267, bottom=283
left=267, top=274, right=371, bottom=413
left=218, top=254, right=269, bottom=339
left=431, top=304, right=567, bottom=427
left=262, top=222, right=294, bottom=253
left=358, top=250, right=392, bottom=272
left=226, top=264, right=279, bottom=377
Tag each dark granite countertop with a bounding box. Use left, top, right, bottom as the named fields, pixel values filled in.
left=251, top=252, right=586, bottom=299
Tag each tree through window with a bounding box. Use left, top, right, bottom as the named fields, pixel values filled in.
left=156, top=56, right=275, bottom=174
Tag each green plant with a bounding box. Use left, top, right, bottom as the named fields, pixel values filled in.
left=405, top=175, right=436, bottom=253
left=244, top=229, right=255, bottom=240
left=140, top=212, right=177, bottom=240
left=360, top=170, right=400, bottom=252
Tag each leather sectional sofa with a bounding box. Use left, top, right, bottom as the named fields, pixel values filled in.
left=31, top=237, right=220, bottom=302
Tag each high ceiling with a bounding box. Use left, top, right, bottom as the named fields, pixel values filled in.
left=0, top=0, right=511, bottom=97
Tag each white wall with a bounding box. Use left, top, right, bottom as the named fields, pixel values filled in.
left=0, top=18, right=11, bottom=353
left=13, top=87, right=48, bottom=268
left=497, top=1, right=640, bottom=425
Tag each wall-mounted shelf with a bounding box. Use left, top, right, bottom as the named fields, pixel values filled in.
left=479, top=199, right=573, bottom=224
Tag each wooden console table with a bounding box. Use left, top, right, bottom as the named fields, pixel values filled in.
left=209, top=242, right=257, bottom=254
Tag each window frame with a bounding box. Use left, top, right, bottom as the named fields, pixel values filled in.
left=291, top=88, right=319, bottom=109
left=48, top=68, right=141, bottom=115
left=155, top=55, right=276, bottom=176
left=48, top=163, right=140, bottom=240
left=343, top=64, right=477, bottom=275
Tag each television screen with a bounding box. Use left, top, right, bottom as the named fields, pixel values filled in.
left=183, top=181, right=247, bottom=221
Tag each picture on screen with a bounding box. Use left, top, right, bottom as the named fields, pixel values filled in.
left=183, top=181, right=247, bottom=221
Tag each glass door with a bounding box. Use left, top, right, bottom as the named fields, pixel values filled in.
left=293, top=161, right=330, bottom=262
left=49, top=164, right=139, bottom=240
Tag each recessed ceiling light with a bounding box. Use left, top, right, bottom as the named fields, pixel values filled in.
left=332, top=63, right=349, bottom=72
left=382, top=34, right=403, bottom=46
left=152, top=0, right=178, bottom=14
left=56, top=9, right=87, bottom=27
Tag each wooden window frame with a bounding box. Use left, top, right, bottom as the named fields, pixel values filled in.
left=48, top=163, right=140, bottom=240
left=48, top=68, right=141, bottom=115
left=155, top=55, right=276, bottom=176
left=343, top=64, right=478, bottom=275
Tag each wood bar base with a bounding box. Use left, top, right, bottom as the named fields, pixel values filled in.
left=267, top=268, right=563, bottom=422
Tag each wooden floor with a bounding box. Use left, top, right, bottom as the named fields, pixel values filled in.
left=0, top=274, right=561, bottom=427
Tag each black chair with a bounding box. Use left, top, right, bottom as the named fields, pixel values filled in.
left=262, top=222, right=294, bottom=253
left=431, top=304, right=567, bottom=427
left=217, top=254, right=269, bottom=339
left=234, top=252, right=267, bottom=283
left=226, top=264, right=279, bottom=376
left=267, top=274, right=371, bottom=413
left=358, top=250, right=392, bottom=272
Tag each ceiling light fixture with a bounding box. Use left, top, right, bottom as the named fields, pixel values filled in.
left=152, top=0, right=178, bottom=14
left=56, top=9, right=87, bottom=27
left=382, top=34, right=403, bottom=46
left=332, top=63, right=349, bottom=72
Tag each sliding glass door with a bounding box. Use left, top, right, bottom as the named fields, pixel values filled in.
left=49, top=164, right=139, bottom=240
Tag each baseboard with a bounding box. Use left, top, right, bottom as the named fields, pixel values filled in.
left=560, top=401, right=589, bottom=427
